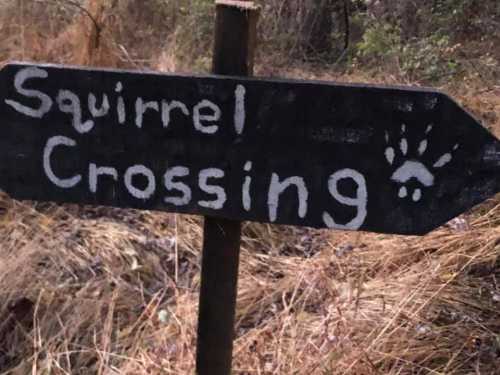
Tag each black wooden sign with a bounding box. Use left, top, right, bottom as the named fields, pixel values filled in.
left=0, top=62, right=499, bottom=234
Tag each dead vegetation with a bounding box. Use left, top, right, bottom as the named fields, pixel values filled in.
left=0, top=0, right=499, bottom=374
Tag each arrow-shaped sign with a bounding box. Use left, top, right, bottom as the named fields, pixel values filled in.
left=0, top=62, right=498, bottom=234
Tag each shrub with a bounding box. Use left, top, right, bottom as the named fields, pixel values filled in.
left=356, top=21, right=400, bottom=59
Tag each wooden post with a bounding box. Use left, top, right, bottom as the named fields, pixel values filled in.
left=212, top=0, right=259, bottom=76
left=196, top=2, right=259, bottom=375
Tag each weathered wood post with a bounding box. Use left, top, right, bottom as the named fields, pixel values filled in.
left=195, top=1, right=260, bottom=374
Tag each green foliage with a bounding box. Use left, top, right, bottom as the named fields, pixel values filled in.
left=356, top=18, right=461, bottom=82
left=151, top=0, right=498, bottom=78
left=430, top=0, right=500, bottom=37
left=356, top=22, right=400, bottom=59
left=399, top=34, right=460, bottom=81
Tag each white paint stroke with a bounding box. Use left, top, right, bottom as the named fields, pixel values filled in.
left=413, top=188, right=422, bottom=202
left=193, top=100, right=221, bottom=134
left=234, top=84, right=246, bottom=135
left=89, top=163, right=118, bottom=193
left=418, top=139, right=428, bottom=155
left=88, top=93, right=110, bottom=118
left=43, top=136, right=82, bottom=188
left=322, top=169, right=367, bottom=230
left=385, top=147, right=395, bottom=165
left=268, top=174, right=308, bottom=222
left=5, top=67, right=53, bottom=118
left=198, top=168, right=227, bottom=209
left=124, top=165, right=156, bottom=200
left=242, top=161, right=252, bottom=211
left=391, top=160, right=435, bottom=187
left=161, top=100, right=189, bottom=128
left=135, top=98, right=159, bottom=128
left=400, top=138, right=408, bottom=155
left=399, top=186, right=408, bottom=198
left=433, top=153, right=452, bottom=168
left=164, top=166, right=191, bottom=206
left=57, top=89, right=95, bottom=133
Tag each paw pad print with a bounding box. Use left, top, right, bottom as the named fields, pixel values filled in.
left=385, top=124, right=459, bottom=202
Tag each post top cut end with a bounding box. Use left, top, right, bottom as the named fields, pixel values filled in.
left=215, top=0, right=260, bottom=11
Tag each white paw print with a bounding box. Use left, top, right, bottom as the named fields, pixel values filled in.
left=385, top=124, right=459, bottom=202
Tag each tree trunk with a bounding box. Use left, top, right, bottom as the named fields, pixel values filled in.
left=302, top=0, right=334, bottom=57
left=398, top=0, right=419, bottom=41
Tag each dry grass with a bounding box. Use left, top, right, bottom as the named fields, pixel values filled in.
left=1, top=189, right=499, bottom=374
left=0, top=1, right=499, bottom=374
